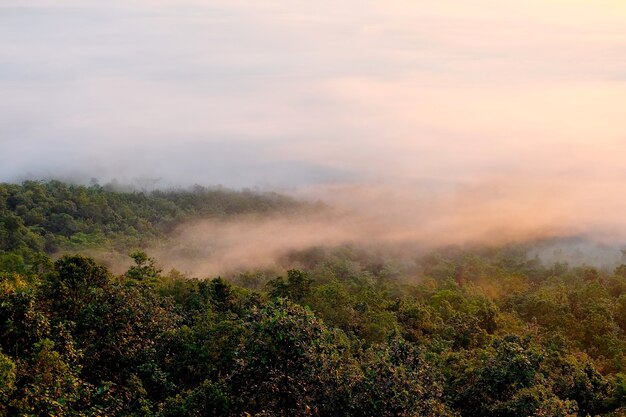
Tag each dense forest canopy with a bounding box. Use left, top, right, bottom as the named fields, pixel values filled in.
left=1, top=180, right=625, bottom=416
left=0, top=180, right=301, bottom=269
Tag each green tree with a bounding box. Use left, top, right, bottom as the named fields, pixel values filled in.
left=352, top=339, right=453, bottom=417
left=267, top=269, right=313, bottom=303
left=446, top=335, right=578, bottom=417
left=227, top=299, right=358, bottom=416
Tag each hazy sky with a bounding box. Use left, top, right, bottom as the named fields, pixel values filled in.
left=1, top=0, right=625, bottom=191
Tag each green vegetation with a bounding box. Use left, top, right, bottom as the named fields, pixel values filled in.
left=0, top=180, right=299, bottom=262
left=1, top=181, right=625, bottom=416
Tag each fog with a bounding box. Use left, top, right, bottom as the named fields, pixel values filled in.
left=139, top=179, right=626, bottom=277
left=3, top=0, right=626, bottom=273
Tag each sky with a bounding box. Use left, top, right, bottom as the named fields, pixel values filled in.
left=2, top=0, right=626, bottom=244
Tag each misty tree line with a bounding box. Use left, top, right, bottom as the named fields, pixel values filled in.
left=1, top=181, right=626, bottom=416
left=0, top=180, right=300, bottom=268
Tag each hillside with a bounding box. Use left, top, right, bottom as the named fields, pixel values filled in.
left=0, top=181, right=625, bottom=416
left=0, top=180, right=301, bottom=272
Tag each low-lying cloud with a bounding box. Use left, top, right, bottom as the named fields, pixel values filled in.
left=142, top=178, right=626, bottom=277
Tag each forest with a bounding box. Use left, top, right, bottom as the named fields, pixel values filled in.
left=1, top=181, right=626, bottom=416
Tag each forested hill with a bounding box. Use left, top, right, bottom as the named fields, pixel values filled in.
left=0, top=180, right=300, bottom=257
left=2, top=180, right=626, bottom=416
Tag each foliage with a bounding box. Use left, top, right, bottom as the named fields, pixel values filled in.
left=0, top=180, right=300, bottom=257
left=1, top=180, right=626, bottom=416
